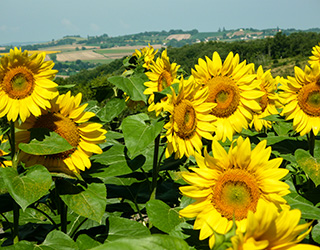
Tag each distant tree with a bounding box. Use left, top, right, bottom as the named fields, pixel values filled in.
left=50, top=54, right=57, bottom=61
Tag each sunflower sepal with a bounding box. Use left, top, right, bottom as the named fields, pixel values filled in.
left=210, top=217, right=237, bottom=250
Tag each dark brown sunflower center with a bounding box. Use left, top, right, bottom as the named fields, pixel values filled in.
left=158, top=70, right=172, bottom=91
left=212, top=169, right=260, bottom=220
left=2, top=66, right=35, bottom=99
left=33, top=112, right=80, bottom=159
left=298, top=82, right=320, bottom=116
left=173, top=100, right=196, bottom=138
left=207, top=76, right=240, bottom=117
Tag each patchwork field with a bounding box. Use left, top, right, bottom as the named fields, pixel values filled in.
left=49, top=44, right=163, bottom=62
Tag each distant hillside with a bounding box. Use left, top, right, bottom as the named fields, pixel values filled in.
left=1, top=28, right=319, bottom=77
left=1, top=27, right=320, bottom=51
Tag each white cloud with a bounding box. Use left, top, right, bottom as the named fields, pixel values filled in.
left=61, top=18, right=78, bottom=31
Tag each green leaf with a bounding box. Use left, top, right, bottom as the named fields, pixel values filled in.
left=108, top=75, right=147, bottom=103
left=57, top=84, right=76, bottom=89
left=284, top=192, right=320, bottom=220
left=312, top=222, right=320, bottom=244
left=18, top=129, right=73, bottom=155
left=60, top=183, right=107, bottom=223
left=84, top=100, right=100, bottom=114
left=0, top=165, right=52, bottom=211
left=97, top=98, right=126, bottom=123
left=89, top=144, right=145, bottom=179
left=106, top=216, right=150, bottom=242
left=122, top=113, right=164, bottom=158
left=76, top=234, right=101, bottom=250
left=0, top=240, right=35, bottom=249
left=39, top=230, right=78, bottom=250
left=261, top=114, right=285, bottom=122
left=146, top=199, right=183, bottom=234
left=295, top=149, right=320, bottom=186
left=153, top=83, right=179, bottom=104
left=272, top=121, right=293, bottom=136
left=92, top=235, right=189, bottom=250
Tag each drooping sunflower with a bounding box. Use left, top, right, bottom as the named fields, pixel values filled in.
left=279, top=64, right=320, bottom=136
left=0, top=47, right=58, bottom=122
left=132, top=43, right=158, bottom=70
left=144, top=49, right=180, bottom=116
left=230, top=200, right=318, bottom=250
left=249, top=66, right=281, bottom=132
left=163, top=75, right=216, bottom=159
left=309, top=42, right=320, bottom=68
left=192, top=51, right=264, bottom=142
left=16, top=91, right=107, bottom=175
left=179, top=136, right=290, bottom=249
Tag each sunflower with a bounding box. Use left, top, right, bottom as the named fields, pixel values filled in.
left=249, top=66, right=281, bottom=132
left=309, top=43, right=320, bottom=68
left=163, top=75, right=216, bottom=159
left=0, top=47, right=58, bottom=122
left=0, top=135, right=12, bottom=167
left=132, top=43, right=158, bottom=70
left=279, top=64, right=320, bottom=136
left=179, top=136, right=290, bottom=248
left=230, top=200, right=317, bottom=250
left=144, top=49, right=180, bottom=116
left=15, top=91, right=107, bottom=175
left=192, top=51, right=264, bottom=142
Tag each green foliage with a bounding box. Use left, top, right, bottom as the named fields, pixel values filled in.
left=60, top=183, right=107, bottom=223
left=105, top=216, right=150, bottom=241
left=295, top=149, right=320, bottom=186
left=96, top=98, right=126, bottom=123
left=122, top=114, right=164, bottom=158
left=146, top=199, right=183, bottom=234
left=0, top=165, right=52, bottom=211
left=108, top=74, right=148, bottom=103
left=91, top=235, right=190, bottom=250
left=18, top=129, right=73, bottom=155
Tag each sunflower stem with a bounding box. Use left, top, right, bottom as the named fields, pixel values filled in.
left=8, top=121, right=18, bottom=169
left=8, top=121, right=20, bottom=242
left=12, top=201, right=19, bottom=243
left=150, top=134, right=161, bottom=200
left=55, top=180, right=68, bottom=234
left=60, top=201, right=68, bottom=234
left=308, top=130, right=315, bottom=157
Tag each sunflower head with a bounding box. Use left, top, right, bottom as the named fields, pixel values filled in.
left=163, top=75, right=216, bottom=159
left=144, top=49, right=180, bottom=116
left=192, top=51, right=264, bottom=142
left=249, top=65, right=280, bottom=132
left=230, top=200, right=314, bottom=250
left=308, top=42, right=320, bottom=68
left=179, top=136, right=290, bottom=249
left=16, top=91, right=107, bottom=175
left=280, top=63, right=320, bottom=136
left=132, top=44, right=158, bottom=70
left=0, top=47, right=58, bottom=122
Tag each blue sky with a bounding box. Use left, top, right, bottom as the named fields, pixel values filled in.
left=0, top=0, right=319, bottom=45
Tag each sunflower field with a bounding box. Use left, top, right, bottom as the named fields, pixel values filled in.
left=0, top=43, right=320, bottom=250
